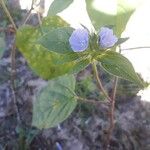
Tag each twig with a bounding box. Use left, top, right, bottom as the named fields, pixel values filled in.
left=11, top=40, right=21, bottom=124
left=121, top=46, right=150, bottom=51
left=0, top=0, right=17, bottom=31
left=0, top=0, right=20, bottom=122
left=37, top=11, right=42, bottom=26
left=22, top=0, right=35, bottom=25
left=92, top=61, right=112, bottom=102
left=0, top=0, right=21, bottom=124
left=104, top=77, right=118, bottom=149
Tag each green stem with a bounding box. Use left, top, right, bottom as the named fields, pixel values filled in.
left=92, top=61, right=111, bottom=102
left=0, top=0, right=17, bottom=31
left=111, top=77, right=118, bottom=101
left=76, top=96, right=110, bottom=106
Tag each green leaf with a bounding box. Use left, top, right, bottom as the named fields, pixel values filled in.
left=39, top=16, right=81, bottom=61
left=116, top=0, right=142, bottom=36
left=32, top=75, right=77, bottom=129
left=38, top=27, right=74, bottom=54
left=85, top=0, right=142, bottom=36
left=115, top=37, right=129, bottom=46
left=96, top=51, right=144, bottom=87
left=48, top=0, right=73, bottom=16
left=40, top=16, right=81, bottom=64
left=41, top=16, right=69, bottom=32
left=85, top=0, right=116, bottom=31
left=68, top=58, right=90, bottom=74
left=16, top=17, right=90, bottom=80
left=0, top=36, right=5, bottom=58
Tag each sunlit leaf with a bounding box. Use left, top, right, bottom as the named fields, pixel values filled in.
left=16, top=17, right=90, bottom=79
left=41, top=16, right=69, bottom=32
left=85, top=0, right=142, bottom=36
left=48, top=0, right=73, bottom=16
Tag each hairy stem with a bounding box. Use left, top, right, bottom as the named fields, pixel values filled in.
left=92, top=61, right=111, bottom=102
left=0, top=0, right=17, bottom=31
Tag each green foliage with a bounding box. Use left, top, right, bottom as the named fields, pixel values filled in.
left=48, top=0, right=73, bottom=16
left=16, top=17, right=90, bottom=80
left=116, top=0, right=142, bottom=36
left=76, top=75, right=98, bottom=99
left=15, top=0, right=145, bottom=131
left=115, top=37, right=129, bottom=46
left=85, top=0, right=115, bottom=31
left=41, top=16, right=69, bottom=32
left=85, top=0, right=142, bottom=36
left=32, top=75, right=77, bottom=129
left=38, top=27, right=74, bottom=54
left=117, top=79, right=141, bottom=99
left=96, top=51, right=144, bottom=87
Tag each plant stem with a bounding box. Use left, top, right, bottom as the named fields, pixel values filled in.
left=92, top=61, right=119, bottom=149
left=22, top=0, right=35, bottom=25
left=121, top=46, right=150, bottom=51
left=104, top=45, right=120, bottom=149
left=104, top=77, right=118, bottom=149
left=111, top=77, right=118, bottom=101
left=37, top=11, right=42, bottom=26
left=0, top=0, right=17, bottom=31
left=1, top=0, right=21, bottom=124
left=76, top=96, right=110, bottom=107
left=92, top=61, right=111, bottom=102
left=11, top=41, right=21, bottom=124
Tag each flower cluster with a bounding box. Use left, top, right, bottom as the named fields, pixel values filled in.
left=69, top=27, right=118, bottom=52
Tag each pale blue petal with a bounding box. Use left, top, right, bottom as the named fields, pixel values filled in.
left=99, top=27, right=118, bottom=48
left=69, top=29, right=89, bottom=52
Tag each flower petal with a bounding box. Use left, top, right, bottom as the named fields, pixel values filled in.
left=69, top=29, right=89, bottom=52
left=99, top=27, right=118, bottom=48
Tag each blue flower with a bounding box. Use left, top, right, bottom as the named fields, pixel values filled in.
left=99, top=27, right=118, bottom=48
left=69, top=29, right=89, bottom=52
